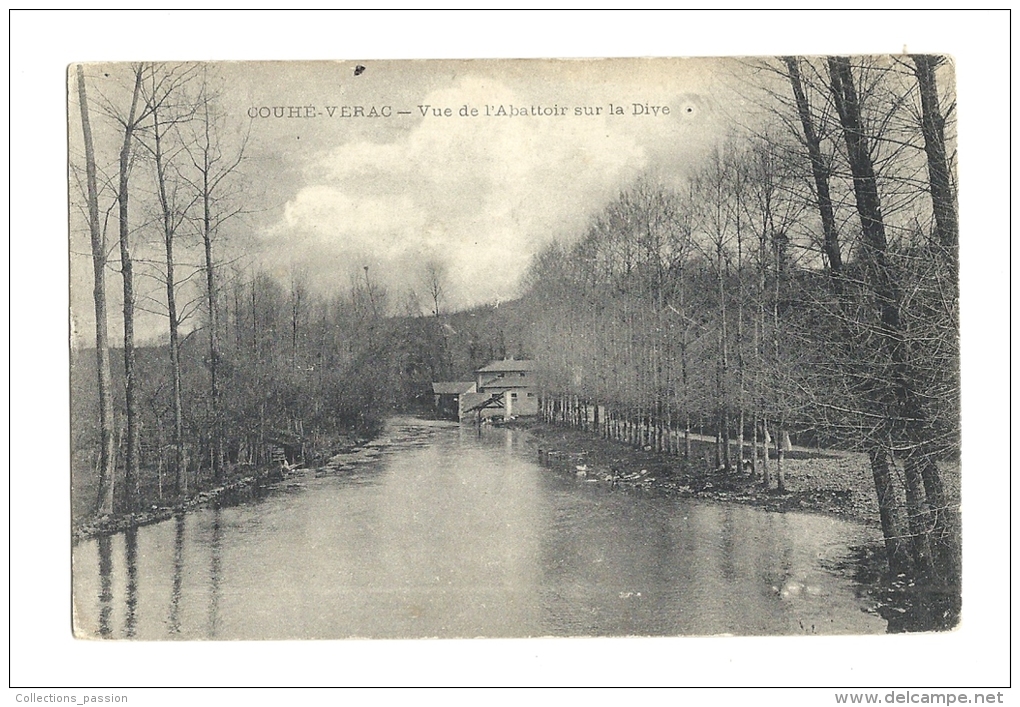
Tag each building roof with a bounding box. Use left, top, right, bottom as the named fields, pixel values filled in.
left=432, top=381, right=476, bottom=395
left=476, top=359, right=536, bottom=373
left=478, top=379, right=531, bottom=390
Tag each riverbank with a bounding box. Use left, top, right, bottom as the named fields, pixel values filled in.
left=520, top=420, right=884, bottom=526
left=72, top=432, right=374, bottom=543
left=73, top=465, right=280, bottom=542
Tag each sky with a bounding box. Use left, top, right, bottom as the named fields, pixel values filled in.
left=70, top=57, right=752, bottom=343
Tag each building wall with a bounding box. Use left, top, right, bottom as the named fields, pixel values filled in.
left=470, top=363, right=539, bottom=418
left=476, top=369, right=537, bottom=391
left=503, top=389, right=539, bottom=416
left=475, top=385, right=539, bottom=417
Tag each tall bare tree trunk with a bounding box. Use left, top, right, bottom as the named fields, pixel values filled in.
left=199, top=103, right=223, bottom=480
left=750, top=413, right=758, bottom=479
left=868, top=447, right=911, bottom=576
left=152, top=103, right=186, bottom=496
left=911, top=54, right=958, bottom=585
left=783, top=56, right=912, bottom=571
left=117, top=66, right=143, bottom=512
left=911, top=55, right=958, bottom=278
left=783, top=57, right=843, bottom=276
left=772, top=237, right=785, bottom=493
left=77, top=65, right=115, bottom=516
left=203, top=176, right=221, bottom=478
left=757, top=216, right=770, bottom=488
left=679, top=265, right=691, bottom=462
left=717, top=238, right=730, bottom=472
left=192, top=88, right=247, bottom=480
left=828, top=55, right=927, bottom=576
left=735, top=182, right=746, bottom=470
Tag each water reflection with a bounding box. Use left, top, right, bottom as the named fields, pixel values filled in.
left=72, top=418, right=886, bottom=639
left=124, top=526, right=138, bottom=638
left=207, top=507, right=222, bottom=638
left=719, top=505, right=737, bottom=584
left=97, top=535, right=113, bottom=637
left=167, top=514, right=185, bottom=636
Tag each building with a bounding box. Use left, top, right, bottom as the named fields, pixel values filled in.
left=473, top=358, right=539, bottom=418
left=431, top=381, right=476, bottom=420
left=433, top=359, right=539, bottom=421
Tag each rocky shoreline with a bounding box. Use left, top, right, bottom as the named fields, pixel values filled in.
left=72, top=466, right=276, bottom=543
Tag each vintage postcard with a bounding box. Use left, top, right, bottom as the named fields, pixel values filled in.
left=69, top=57, right=960, bottom=641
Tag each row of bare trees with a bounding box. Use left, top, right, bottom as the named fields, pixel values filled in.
left=72, top=61, right=456, bottom=521
left=523, top=55, right=959, bottom=599
left=780, top=55, right=959, bottom=593
left=72, top=64, right=410, bottom=519
left=524, top=153, right=802, bottom=481
left=73, top=63, right=250, bottom=514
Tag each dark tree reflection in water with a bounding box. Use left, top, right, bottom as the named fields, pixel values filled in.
left=96, top=535, right=113, bottom=638
left=124, top=526, right=138, bottom=638
left=167, top=514, right=185, bottom=636
left=207, top=507, right=223, bottom=639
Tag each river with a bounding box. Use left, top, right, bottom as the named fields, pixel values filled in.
left=72, top=417, right=887, bottom=639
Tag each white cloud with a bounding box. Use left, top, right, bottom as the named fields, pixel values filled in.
left=261, top=75, right=654, bottom=309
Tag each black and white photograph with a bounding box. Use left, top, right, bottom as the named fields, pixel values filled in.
left=8, top=9, right=1010, bottom=694
left=68, top=54, right=961, bottom=640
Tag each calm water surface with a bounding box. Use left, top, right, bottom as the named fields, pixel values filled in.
left=73, top=417, right=886, bottom=639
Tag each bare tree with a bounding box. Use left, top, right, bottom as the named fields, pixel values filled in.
left=782, top=56, right=844, bottom=277
left=692, top=147, right=735, bottom=472
left=423, top=259, right=446, bottom=318
left=138, top=63, right=200, bottom=496
left=107, top=64, right=147, bottom=512
left=76, top=64, right=116, bottom=516
left=768, top=56, right=913, bottom=572
left=827, top=55, right=948, bottom=581
left=419, top=259, right=450, bottom=377
left=290, top=270, right=309, bottom=369
left=910, top=55, right=957, bottom=274
left=908, top=54, right=958, bottom=574
left=181, top=70, right=249, bottom=481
